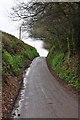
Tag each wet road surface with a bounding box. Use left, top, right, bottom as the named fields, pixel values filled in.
left=12, top=57, right=78, bottom=118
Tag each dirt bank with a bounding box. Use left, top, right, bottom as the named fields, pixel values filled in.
left=2, top=31, right=39, bottom=119
left=2, top=70, right=24, bottom=118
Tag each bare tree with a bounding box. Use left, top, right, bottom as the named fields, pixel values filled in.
left=10, top=2, right=80, bottom=55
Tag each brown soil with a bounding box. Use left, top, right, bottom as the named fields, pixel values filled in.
left=2, top=71, right=24, bottom=119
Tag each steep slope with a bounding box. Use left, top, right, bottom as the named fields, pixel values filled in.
left=47, top=47, right=80, bottom=90
left=2, top=31, right=39, bottom=118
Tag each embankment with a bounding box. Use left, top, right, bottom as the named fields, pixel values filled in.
left=2, top=31, right=39, bottom=118
left=47, top=47, right=80, bottom=91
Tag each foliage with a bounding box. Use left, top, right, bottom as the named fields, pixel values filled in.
left=3, top=51, right=24, bottom=76
left=47, top=52, right=80, bottom=89
left=11, top=2, right=80, bottom=54
left=11, top=2, right=80, bottom=89
left=2, top=32, right=39, bottom=83
left=23, top=49, right=39, bottom=60
left=52, top=53, right=64, bottom=68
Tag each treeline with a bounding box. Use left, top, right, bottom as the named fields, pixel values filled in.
left=11, top=2, right=80, bottom=55
left=31, top=3, right=80, bottom=56
left=11, top=2, right=80, bottom=88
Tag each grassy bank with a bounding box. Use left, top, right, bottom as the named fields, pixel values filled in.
left=47, top=47, right=80, bottom=89
left=2, top=31, right=39, bottom=118
left=2, top=32, right=39, bottom=79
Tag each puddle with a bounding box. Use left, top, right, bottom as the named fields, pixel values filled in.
left=11, top=67, right=31, bottom=118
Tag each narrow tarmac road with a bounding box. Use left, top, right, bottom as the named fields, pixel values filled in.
left=13, top=57, right=78, bottom=118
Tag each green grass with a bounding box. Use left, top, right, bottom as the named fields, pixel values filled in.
left=23, top=49, right=39, bottom=60
left=47, top=52, right=80, bottom=89
left=2, top=32, right=39, bottom=84
left=3, top=51, right=24, bottom=76
left=52, top=53, right=64, bottom=68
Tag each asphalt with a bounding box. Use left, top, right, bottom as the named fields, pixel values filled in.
left=12, top=57, right=78, bottom=118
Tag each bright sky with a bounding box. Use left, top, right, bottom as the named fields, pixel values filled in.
left=0, top=0, right=48, bottom=56
left=1, top=0, right=78, bottom=56
left=0, top=0, right=20, bottom=38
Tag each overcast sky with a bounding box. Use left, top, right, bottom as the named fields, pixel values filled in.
left=0, top=0, right=48, bottom=56
left=0, top=0, right=78, bottom=56
left=0, top=0, right=79, bottom=37
left=0, top=0, right=20, bottom=38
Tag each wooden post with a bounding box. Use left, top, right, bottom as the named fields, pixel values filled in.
left=19, top=26, right=21, bottom=40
